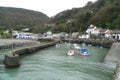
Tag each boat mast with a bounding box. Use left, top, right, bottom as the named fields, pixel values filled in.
left=67, top=19, right=73, bottom=46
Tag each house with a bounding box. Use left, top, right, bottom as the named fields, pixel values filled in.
left=52, top=34, right=60, bottom=39
left=46, top=31, right=53, bottom=38
left=60, top=32, right=68, bottom=39
left=37, top=33, right=43, bottom=38
left=101, top=29, right=120, bottom=41
left=86, top=24, right=101, bottom=36
left=104, top=29, right=112, bottom=38
left=99, top=29, right=106, bottom=37
left=15, top=32, right=34, bottom=39
left=71, top=32, right=79, bottom=39
left=110, top=30, right=120, bottom=41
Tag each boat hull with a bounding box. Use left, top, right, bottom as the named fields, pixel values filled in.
left=80, top=48, right=89, bottom=56
left=67, top=50, right=75, bottom=56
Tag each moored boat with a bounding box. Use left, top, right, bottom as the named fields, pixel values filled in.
left=67, top=47, right=75, bottom=56
left=80, top=48, right=89, bottom=56
left=55, top=43, right=61, bottom=48
left=73, top=43, right=81, bottom=50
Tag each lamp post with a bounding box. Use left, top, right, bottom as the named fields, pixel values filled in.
left=10, top=29, right=15, bottom=56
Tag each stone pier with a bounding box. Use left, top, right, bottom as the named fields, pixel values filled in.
left=4, top=41, right=57, bottom=68
left=4, top=52, right=20, bottom=68
left=113, top=60, right=120, bottom=80
left=104, top=42, right=120, bottom=63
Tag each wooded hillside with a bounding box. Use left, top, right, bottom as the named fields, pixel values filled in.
left=50, top=0, right=120, bottom=33
left=0, top=7, right=49, bottom=33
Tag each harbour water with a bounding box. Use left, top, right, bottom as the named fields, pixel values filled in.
left=0, top=44, right=114, bottom=80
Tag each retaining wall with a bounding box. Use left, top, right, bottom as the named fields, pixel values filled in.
left=62, top=39, right=115, bottom=48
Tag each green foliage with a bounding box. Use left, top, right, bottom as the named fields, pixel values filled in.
left=0, top=7, right=49, bottom=33
left=0, top=0, right=120, bottom=33
left=0, top=29, right=4, bottom=35
left=0, top=29, right=10, bottom=38
left=50, top=0, right=120, bottom=32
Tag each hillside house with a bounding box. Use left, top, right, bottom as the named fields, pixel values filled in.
left=111, top=31, right=120, bottom=41
left=101, top=29, right=120, bottom=41
left=72, top=32, right=79, bottom=39
left=46, top=31, right=53, bottom=38
left=60, top=32, right=68, bottom=39
left=86, top=24, right=101, bottom=36
left=104, top=29, right=112, bottom=38
left=15, top=32, right=34, bottom=39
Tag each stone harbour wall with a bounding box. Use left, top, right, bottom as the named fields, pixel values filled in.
left=113, top=60, right=120, bottom=80
left=104, top=42, right=120, bottom=63
left=62, top=39, right=115, bottom=48
left=4, top=41, right=57, bottom=68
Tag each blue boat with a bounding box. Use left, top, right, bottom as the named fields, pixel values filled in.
left=80, top=48, right=89, bottom=56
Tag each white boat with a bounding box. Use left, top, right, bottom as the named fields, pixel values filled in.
left=73, top=43, right=81, bottom=50
left=88, top=44, right=92, bottom=46
left=67, top=48, right=75, bottom=56
left=55, top=43, right=61, bottom=48
left=82, top=43, right=86, bottom=46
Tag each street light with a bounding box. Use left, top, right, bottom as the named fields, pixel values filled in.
left=10, top=29, right=15, bottom=56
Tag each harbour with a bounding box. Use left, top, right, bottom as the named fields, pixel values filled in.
left=0, top=0, right=120, bottom=79
left=0, top=43, right=114, bottom=80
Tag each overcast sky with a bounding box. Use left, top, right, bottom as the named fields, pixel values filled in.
left=0, top=0, right=97, bottom=17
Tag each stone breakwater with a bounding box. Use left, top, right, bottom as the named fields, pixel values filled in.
left=102, top=42, right=120, bottom=80
left=113, top=60, right=120, bottom=80
left=4, top=41, right=57, bottom=68
left=0, top=39, right=41, bottom=49
left=104, top=42, right=120, bottom=63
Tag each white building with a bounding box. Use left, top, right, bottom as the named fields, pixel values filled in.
left=79, top=34, right=89, bottom=39
left=86, top=24, right=101, bottom=36
left=15, top=32, right=34, bottom=39
left=104, top=29, right=112, bottom=38
left=100, top=29, right=120, bottom=40
left=52, top=34, right=60, bottom=39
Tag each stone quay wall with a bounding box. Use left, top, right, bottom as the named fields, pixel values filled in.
left=62, top=39, right=116, bottom=48
left=113, top=60, right=120, bottom=80
left=4, top=41, right=57, bottom=68
left=103, top=42, right=120, bottom=63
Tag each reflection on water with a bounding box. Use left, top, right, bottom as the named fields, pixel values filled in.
left=0, top=44, right=114, bottom=80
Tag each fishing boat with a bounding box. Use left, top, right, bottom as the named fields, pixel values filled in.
left=67, top=47, right=75, bottom=56
left=80, top=48, right=89, bottom=56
